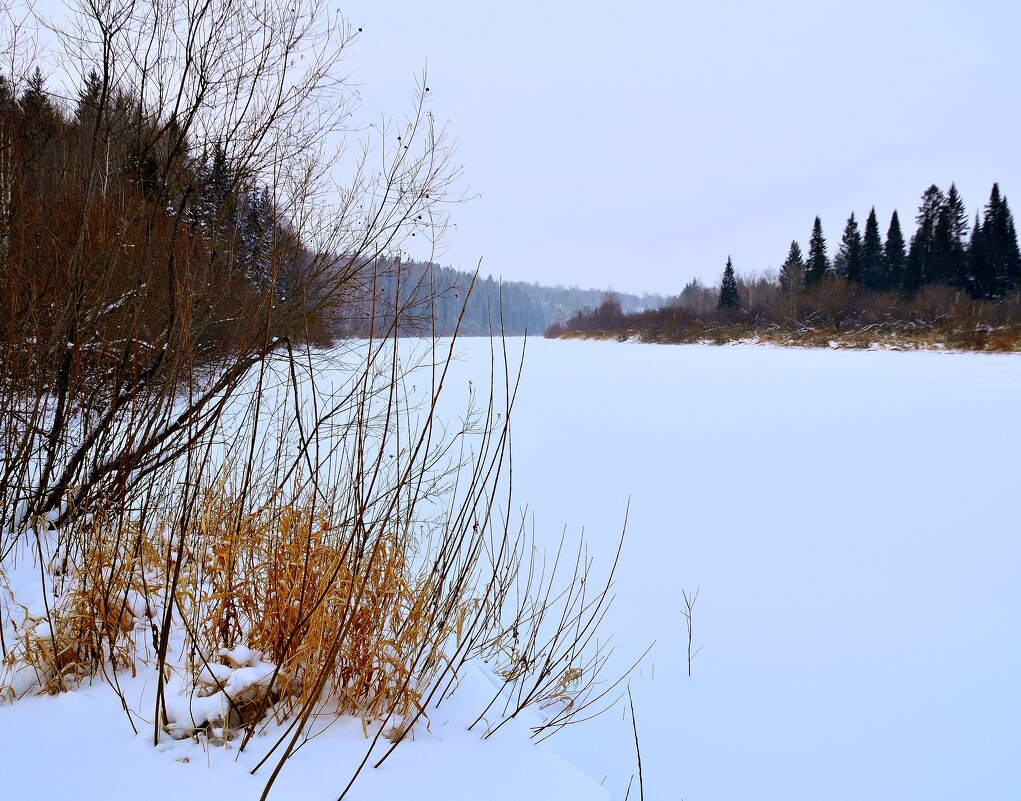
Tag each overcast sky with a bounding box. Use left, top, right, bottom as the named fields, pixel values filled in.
left=28, top=0, right=1021, bottom=293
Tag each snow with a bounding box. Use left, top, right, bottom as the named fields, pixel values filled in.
left=3, top=337, right=1021, bottom=800
left=0, top=665, right=605, bottom=801
left=449, top=338, right=1021, bottom=801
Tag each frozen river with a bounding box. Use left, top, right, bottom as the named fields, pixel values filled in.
left=436, top=337, right=1021, bottom=801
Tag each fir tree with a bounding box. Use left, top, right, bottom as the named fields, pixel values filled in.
left=884, top=210, right=906, bottom=292
left=860, top=208, right=884, bottom=291
left=834, top=212, right=863, bottom=283
left=805, top=216, right=829, bottom=288
left=778, top=240, right=805, bottom=297
left=717, top=256, right=741, bottom=309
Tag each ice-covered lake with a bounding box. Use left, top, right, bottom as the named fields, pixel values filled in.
left=436, top=337, right=1021, bottom=801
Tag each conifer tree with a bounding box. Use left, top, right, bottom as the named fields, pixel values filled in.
left=945, top=183, right=969, bottom=243
left=834, top=212, right=863, bottom=282
left=931, top=183, right=969, bottom=287
left=979, top=183, right=1021, bottom=297
left=884, top=210, right=906, bottom=292
left=240, top=186, right=273, bottom=284
left=20, top=67, right=49, bottom=112
left=75, top=68, right=104, bottom=126
left=778, top=240, right=805, bottom=297
left=19, top=66, right=56, bottom=143
left=968, top=211, right=989, bottom=298
left=189, top=143, right=237, bottom=233
left=860, top=208, right=884, bottom=291
left=717, top=256, right=741, bottom=309
left=805, top=216, right=829, bottom=288
left=904, top=185, right=945, bottom=294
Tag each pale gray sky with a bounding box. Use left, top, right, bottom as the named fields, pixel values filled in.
left=25, top=0, right=1021, bottom=292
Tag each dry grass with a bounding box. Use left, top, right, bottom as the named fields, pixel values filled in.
left=2, top=516, right=161, bottom=698
left=185, top=482, right=449, bottom=724
left=560, top=322, right=1021, bottom=353
left=1, top=481, right=457, bottom=724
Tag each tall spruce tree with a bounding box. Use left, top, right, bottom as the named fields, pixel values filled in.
left=979, top=183, right=1021, bottom=298
left=18, top=66, right=57, bottom=143
left=904, top=184, right=946, bottom=294
left=860, top=208, right=884, bottom=291
left=968, top=211, right=989, bottom=298
left=189, top=142, right=237, bottom=233
left=931, top=183, right=969, bottom=287
left=717, top=256, right=741, bottom=309
left=239, top=186, right=273, bottom=284
left=778, top=240, right=805, bottom=297
left=20, top=67, right=49, bottom=112
left=805, top=216, right=829, bottom=288
left=74, top=68, right=104, bottom=126
left=884, top=210, right=906, bottom=292
left=834, top=212, right=863, bottom=283
left=945, top=183, right=969, bottom=243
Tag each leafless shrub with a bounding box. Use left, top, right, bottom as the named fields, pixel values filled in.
left=0, top=4, right=634, bottom=799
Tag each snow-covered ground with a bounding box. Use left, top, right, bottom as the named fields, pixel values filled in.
left=0, top=660, right=604, bottom=801
left=3, top=338, right=1020, bottom=800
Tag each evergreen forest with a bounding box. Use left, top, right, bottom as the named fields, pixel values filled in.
left=548, top=182, right=1021, bottom=352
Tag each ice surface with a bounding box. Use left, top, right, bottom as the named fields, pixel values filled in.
left=437, top=339, right=1021, bottom=801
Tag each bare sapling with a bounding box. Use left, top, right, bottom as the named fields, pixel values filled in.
left=680, top=587, right=703, bottom=677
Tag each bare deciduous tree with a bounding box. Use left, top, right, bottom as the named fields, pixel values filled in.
left=0, top=0, right=458, bottom=548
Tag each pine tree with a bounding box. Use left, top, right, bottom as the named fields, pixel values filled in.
left=834, top=212, right=863, bottom=282
left=904, top=184, right=945, bottom=294
left=778, top=240, right=805, bottom=297
left=717, top=256, right=741, bottom=309
left=805, top=216, right=829, bottom=288
left=860, top=208, right=884, bottom=291
left=884, top=210, right=906, bottom=292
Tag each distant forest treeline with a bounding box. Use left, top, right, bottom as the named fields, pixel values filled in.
left=342, top=260, right=668, bottom=337
left=549, top=182, right=1021, bottom=352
